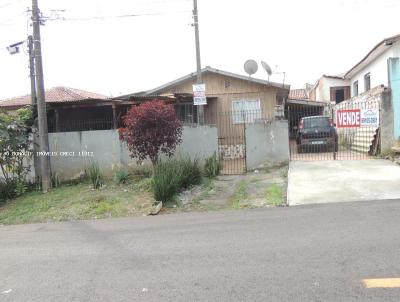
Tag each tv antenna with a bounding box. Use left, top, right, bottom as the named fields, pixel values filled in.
left=262, top=61, right=286, bottom=87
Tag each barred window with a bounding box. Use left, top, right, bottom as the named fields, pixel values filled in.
left=231, top=99, right=261, bottom=124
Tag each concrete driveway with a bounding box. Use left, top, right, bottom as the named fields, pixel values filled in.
left=288, top=159, right=400, bottom=205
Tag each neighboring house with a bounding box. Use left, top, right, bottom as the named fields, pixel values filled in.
left=309, top=74, right=350, bottom=104
left=309, top=33, right=400, bottom=145
left=0, top=87, right=111, bottom=132
left=286, top=84, right=328, bottom=138
left=288, top=83, right=314, bottom=101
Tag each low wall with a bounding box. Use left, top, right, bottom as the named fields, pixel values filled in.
left=245, top=120, right=289, bottom=170
left=48, top=125, right=218, bottom=181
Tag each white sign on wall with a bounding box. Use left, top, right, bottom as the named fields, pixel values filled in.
left=360, top=109, right=379, bottom=127
left=193, top=84, right=207, bottom=106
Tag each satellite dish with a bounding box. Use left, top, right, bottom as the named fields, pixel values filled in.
left=244, top=59, right=258, bottom=77
left=261, top=61, right=272, bottom=76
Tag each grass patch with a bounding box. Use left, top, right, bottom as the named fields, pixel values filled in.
left=230, top=181, right=248, bottom=209
left=280, top=167, right=289, bottom=178
left=192, top=177, right=216, bottom=203
left=265, top=184, right=285, bottom=206
left=0, top=180, right=154, bottom=225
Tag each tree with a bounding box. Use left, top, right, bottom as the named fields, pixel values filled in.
left=0, top=108, right=33, bottom=199
left=118, top=100, right=183, bottom=165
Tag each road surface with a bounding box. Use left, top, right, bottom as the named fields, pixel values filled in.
left=1, top=200, right=400, bottom=301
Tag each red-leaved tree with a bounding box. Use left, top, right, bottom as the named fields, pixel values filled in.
left=118, top=100, right=183, bottom=165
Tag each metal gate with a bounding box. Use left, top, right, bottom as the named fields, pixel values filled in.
left=288, top=100, right=380, bottom=161
left=217, top=111, right=247, bottom=175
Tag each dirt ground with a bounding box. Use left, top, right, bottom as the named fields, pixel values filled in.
left=162, top=163, right=288, bottom=214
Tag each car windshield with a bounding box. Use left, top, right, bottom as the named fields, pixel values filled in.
left=303, top=117, right=329, bottom=128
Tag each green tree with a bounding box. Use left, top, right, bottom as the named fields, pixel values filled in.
left=0, top=107, right=33, bottom=199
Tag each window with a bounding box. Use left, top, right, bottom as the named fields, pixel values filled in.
left=353, top=81, right=359, bottom=97
left=335, top=89, right=345, bottom=103
left=303, top=117, right=330, bottom=128
left=364, top=73, right=371, bottom=92
left=174, top=103, right=198, bottom=124
left=330, top=86, right=350, bottom=104
left=232, top=99, right=261, bottom=123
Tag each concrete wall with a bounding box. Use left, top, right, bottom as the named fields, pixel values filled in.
left=333, top=86, right=394, bottom=151
left=48, top=126, right=218, bottom=181
left=389, top=57, right=400, bottom=140
left=245, top=120, right=289, bottom=170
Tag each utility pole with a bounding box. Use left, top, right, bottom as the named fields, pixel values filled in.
left=27, top=35, right=40, bottom=181
left=27, top=36, right=36, bottom=106
left=32, top=0, right=51, bottom=192
left=193, top=0, right=204, bottom=125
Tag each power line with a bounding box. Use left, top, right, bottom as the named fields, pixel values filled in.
left=44, top=10, right=192, bottom=22
left=0, top=0, right=25, bottom=9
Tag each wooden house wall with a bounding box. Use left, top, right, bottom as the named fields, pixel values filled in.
left=160, top=72, right=280, bottom=144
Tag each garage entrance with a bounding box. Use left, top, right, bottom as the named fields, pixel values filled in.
left=286, top=99, right=380, bottom=161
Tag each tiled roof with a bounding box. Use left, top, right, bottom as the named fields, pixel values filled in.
left=0, top=86, right=108, bottom=108
left=288, top=89, right=308, bottom=100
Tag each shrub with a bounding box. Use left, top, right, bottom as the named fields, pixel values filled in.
left=129, top=164, right=153, bottom=179
left=153, top=158, right=202, bottom=202
left=179, top=158, right=202, bottom=189
left=0, top=179, right=17, bottom=203
left=0, top=109, right=33, bottom=194
left=114, top=169, right=130, bottom=184
left=86, top=161, right=103, bottom=189
left=118, top=100, right=183, bottom=165
left=204, top=152, right=221, bottom=178
left=153, top=160, right=180, bottom=202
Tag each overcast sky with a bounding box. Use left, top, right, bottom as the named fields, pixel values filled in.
left=0, top=0, right=399, bottom=100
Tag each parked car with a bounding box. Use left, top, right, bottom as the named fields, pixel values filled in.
left=296, top=116, right=338, bottom=153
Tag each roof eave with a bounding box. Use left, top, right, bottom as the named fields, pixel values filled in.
left=344, top=34, right=400, bottom=79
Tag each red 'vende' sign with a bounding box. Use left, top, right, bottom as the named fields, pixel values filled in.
left=336, top=109, right=361, bottom=128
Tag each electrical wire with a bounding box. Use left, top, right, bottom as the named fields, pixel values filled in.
left=44, top=10, right=192, bottom=22
left=0, top=0, right=25, bottom=9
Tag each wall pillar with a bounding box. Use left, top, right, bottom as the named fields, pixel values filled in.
left=389, top=58, right=400, bottom=141
left=112, top=104, right=117, bottom=129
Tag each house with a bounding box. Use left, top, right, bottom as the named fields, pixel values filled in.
left=116, top=66, right=290, bottom=173
left=0, top=86, right=112, bottom=132
left=308, top=33, right=400, bottom=148
left=116, top=66, right=290, bottom=122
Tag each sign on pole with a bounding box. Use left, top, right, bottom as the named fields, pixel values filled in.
left=193, top=84, right=207, bottom=106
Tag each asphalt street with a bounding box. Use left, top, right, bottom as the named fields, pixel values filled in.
left=1, top=200, right=400, bottom=301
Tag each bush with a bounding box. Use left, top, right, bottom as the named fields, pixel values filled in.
left=153, top=158, right=202, bottom=202
left=204, top=152, right=221, bottom=178
left=0, top=180, right=17, bottom=203
left=114, top=169, right=130, bottom=184
left=86, top=161, right=103, bottom=189
left=118, top=100, right=183, bottom=165
left=129, top=164, right=153, bottom=179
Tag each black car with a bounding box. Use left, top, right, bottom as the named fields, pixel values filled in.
left=296, top=116, right=338, bottom=153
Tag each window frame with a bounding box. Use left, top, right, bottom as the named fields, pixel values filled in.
left=231, top=99, right=262, bottom=124
left=353, top=80, right=359, bottom=97
left=364, top=73, right=371, bottom=92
